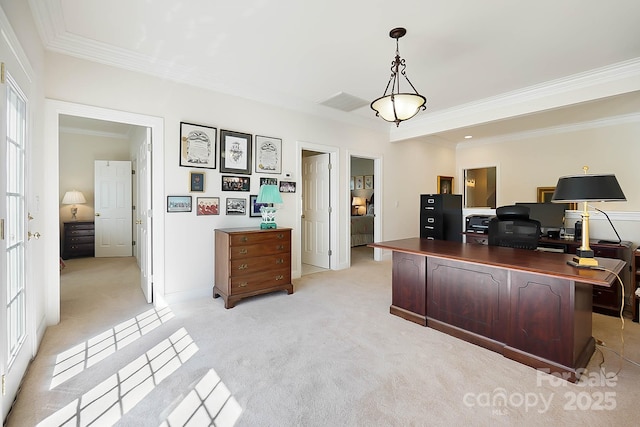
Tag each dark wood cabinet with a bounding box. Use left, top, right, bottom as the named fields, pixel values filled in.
left=634, top=249, right=639, bottom=322
left=214, top=227, right=293, bottom=308
left=62, top=221, right=95, bottom=259
left=419, top=194, right=462, bottom=242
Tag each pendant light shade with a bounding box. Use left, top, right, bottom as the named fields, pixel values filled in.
left=371, top=27, right=426, bottom=126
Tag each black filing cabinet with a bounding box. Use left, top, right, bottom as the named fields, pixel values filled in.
left=420, top=194, right=463, bottom=242
left=62, top=221, right=95, bottom=259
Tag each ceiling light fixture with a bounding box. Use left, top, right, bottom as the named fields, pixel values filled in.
left=371, top=27, right=426, bottom=127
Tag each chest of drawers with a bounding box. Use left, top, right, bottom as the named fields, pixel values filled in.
left=214, top=227, right=293, bottom=308
left=62, top=221, right=95, bottom=259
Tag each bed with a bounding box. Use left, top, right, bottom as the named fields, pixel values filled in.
left=350, top=214, right=374, bottom=247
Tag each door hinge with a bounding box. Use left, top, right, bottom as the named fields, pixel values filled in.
left=327, top=163, right=332, bottom=170
left=1, top=62, right=5, bottom=84
left=132, top=205, right=136, bottom=210
left=133, top=241, right=136, bottom=246
left=328, top=206, right=332, bottom=214
left=132, top=170, right=136, bottom=175
left=0, top=219, right=4, bottom=240
left=328, top=249, right=332, bottom=256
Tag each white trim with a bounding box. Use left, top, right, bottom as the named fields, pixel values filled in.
left=44, top=100, right=165, bottom=324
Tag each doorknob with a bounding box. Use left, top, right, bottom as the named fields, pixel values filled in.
left=136, top=220, right=142, bottom=224
left=28, top=231, right=41, bottom=240
left=95, top=213, right=101, bottom=217
left=301, top=214, right=305, bottom=218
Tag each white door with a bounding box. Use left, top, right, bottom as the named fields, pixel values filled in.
left=302, top=153, right=330, bottom=268
left=138, top=131, right=152, bottom=302
left=94, top=160, right=132, bottom=257
left=0, top=58, right=32, bottom=419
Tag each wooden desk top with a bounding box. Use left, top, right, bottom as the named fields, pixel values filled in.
left=370, top=238, right=625, bottom=287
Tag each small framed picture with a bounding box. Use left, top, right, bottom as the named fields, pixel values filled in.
left=355, top=176, right=364, bottom=190
left=437, top=176, right=454, bottom=194
left=279, top=181, right=296, bottom=193
left=350, top=176, right=355, bottom=190
left=167, top=196, right=192, bottom=213
left=179, top=122, right=216, bottom=169
left=364, top=175, right=373, bottom=190
left=220, top=129, right=252, bottom=175
left=197, top=197, right=219, bottom=215
left=249, top=194, right=270, bottom=217
left=226, top=197, right=246, bottom=215
left=260, top=177, right=278, bottom=186
left=190, top=171, right=205, bottom=192
left=255, top=135, right=282, bottom=174
left=222, top=175, right=250, bottom=191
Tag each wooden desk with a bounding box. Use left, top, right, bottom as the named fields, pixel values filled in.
left=370, top=238, right=625, bottom=382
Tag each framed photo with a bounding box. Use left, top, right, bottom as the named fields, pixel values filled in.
left=364, top=175, right=373, bottom=190
left=220, top=129, right=252, bottom=175
left=249, top=194, right=270, bottom=217
left=197, top=197, right=219, bottom=215
left=260, top=177, right=278, bottom=186
left=179, top=122, right=216, bottom=169
left=222, top=175, right=250, bottom=191
left=355, top=176, right=364, bottom=190
left=190, top=171, right=205, bottom=192
left=350, top=176, right=355, bottom=191
left=538, top=186, right=577, bottom=209
left=255, top=135, right=282, bottom=174
left=279, top=181, right=296, bottom=193
left=226, top=197, right=246, bottom=215
left=437, top=176, right=454, bottom=194
left=167, top=196, right=192, bottom=213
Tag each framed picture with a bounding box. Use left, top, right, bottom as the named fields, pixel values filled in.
left=350, top=176, right=355, bottom=191
left=179, top=122, right=216, bottom=169
left=190, top=171, right=205, bottom=192
left=279, top=181, right=296, bottom=193
left=437, top=176, right=454, bottom=194
left=538, top=186, right=577, bottom=209
left=255, top=135, right=282, bottom=174
left=355, top=176, right=364, bottom=190
left=226, top=197, right=246, bottom=215
left=222, top=175, right=250, bottom=191
left=196, top=197, right=219, bottom=215
left=220, top=129, right=252, bottom=175
left=260, top=177, right=278, bottom=186
left=364, top=175, right=373, bottom=190
left=249, top=194, right=270, bottom=217
left=167, top=196, right=192, bottom=213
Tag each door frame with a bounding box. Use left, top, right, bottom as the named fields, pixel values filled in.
left=346, top=150, right=383, bottom=264
left=296, top=141, right=339, bottom=274
left=43, top=100, right=165, bottom=325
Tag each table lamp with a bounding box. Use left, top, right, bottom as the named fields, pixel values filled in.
left=352, top=197, right=365, bottom=216
left=551, top=166, right=626, bottom=267
left=61, top=190, right=86, bottom=221
left=256, top=184, right=283, bottom=229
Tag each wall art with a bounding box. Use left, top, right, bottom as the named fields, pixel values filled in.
left=222, top=175, right=250, bottom=191
left=255, top=135, right=282, bottom=174
left=190, top=171, right=205, bottom=192
left=179, top=122, right=216, bottom=169
left=220, top=129, right=252, bottom=174
left=226, top=197, right=246, bottom=215
left=196, top=197, right=219, bottom=215
left=167, top=196, right=192, bottom=212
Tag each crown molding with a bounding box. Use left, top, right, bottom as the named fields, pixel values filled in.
left=59, top=125, right=131, bottom=140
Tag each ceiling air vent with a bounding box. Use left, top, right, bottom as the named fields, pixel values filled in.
left=318, top=92, right=369, bottom=112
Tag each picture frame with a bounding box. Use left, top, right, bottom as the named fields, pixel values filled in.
left=222, top=175, right=250, bottom=191
left=167, top=196, right=192, bottom=213
left=190, top=171, right=205, bottom=192
left=196, top=197, right=219, bottom=215
left=350, top=176, right=355, bottom=191
left=538, top=186, right=577, bottom=209
left=437, top=176, right=454, bottom=194
left=279, top=181, right=296, bottom=193
left=226, top=197, right=246, bottom=215
left=249, top=194, right=270, bottom=217
left=260, top=177, right=278, bottom=186
left=220, top=129, right=252, bottom=175
left=355, top=176, right=364, bottom=190
left=179, top=122, right=216, bottom=169
left=255, top=135, right=282, bottom=174
left=364, top=175, right=373, bottom=190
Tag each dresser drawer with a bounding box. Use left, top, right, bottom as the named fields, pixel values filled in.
left=230, top=268, right=292, bottom=293
left=229, top=230, right=289, bottom=246
left=66, top=228, right=94, bottom=237
left=229, top=241, right=291, bottom=259
left=66, top=235, right=94, bottom=244
left=230, top=253, right=291, bottom=276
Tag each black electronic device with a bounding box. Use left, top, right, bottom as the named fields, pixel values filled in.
left=515, top=202, right=568, bottom=233
left=465, top=215, right=492, bottom=234
left=488, top=218, right=541, bottom=250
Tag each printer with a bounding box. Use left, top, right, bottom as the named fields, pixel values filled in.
left=465, top=214, right=492, bottom=234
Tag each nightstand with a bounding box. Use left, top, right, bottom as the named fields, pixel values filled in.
left=62, top=221, right=95, bottom=259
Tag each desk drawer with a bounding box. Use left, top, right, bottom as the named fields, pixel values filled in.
left=229, top=241, right=291, bottom=259
left=231, top=268, right=291, bottom=293
left=593, top=286, right=620, bottom=310
left=230, top=254, right=291, bottom=276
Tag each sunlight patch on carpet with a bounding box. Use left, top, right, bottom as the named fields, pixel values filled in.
left=50, top=306, right=175, bottom=389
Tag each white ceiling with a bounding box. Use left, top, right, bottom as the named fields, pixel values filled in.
left=29, top=0, right=640, bottom=142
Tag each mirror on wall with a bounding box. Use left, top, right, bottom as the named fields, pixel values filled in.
left=464, top=167, right=496, bottom=208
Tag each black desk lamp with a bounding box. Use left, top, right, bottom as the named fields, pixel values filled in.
left=551, top=166, right=626, bottom=267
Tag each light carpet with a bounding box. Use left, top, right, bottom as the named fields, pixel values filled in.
left=6, top=248, right=640, bottom=426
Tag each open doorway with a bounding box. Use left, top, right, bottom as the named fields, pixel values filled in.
left=349, top=156, right=375, bottom=265
left=43, top=100, right=165, bottom=325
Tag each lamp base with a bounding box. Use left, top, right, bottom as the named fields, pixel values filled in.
left=260, top=222, right=277, bottom=229
left=571, top=255, right=599, bottom=267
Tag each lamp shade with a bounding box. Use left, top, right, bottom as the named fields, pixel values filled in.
left=371, top=93, right=426, bottom=123
left=551, top=174, right=626, bottom=202
left=256, top=185, right=283, bottom=204
left=61, top=190, right=86, bottom=205
left=352, top=197, right=365, bottom=206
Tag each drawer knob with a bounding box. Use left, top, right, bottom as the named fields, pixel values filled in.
left=276, top=258, right=284, bottom=264
left=240, top=237, right=248, bottom=243
left=238, top=264, right=248, bottom=270
left=276, top=245, right=284, bottom=250
left=239, top=248, right=248, bottom=255
left=276, top=233, right=284, bottom=239
left=239, top=282, right=248, bottom=287
left=275, top=275, right=284, bottom=281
